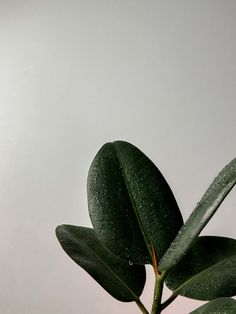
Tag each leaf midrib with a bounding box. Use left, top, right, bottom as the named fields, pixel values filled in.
left=63, top=227, right=140, bottom=301
left=113, top=144, right=153, bottom=262
left=160, top=159, right=236, bottom=271
left=172, top=253, right=236, bottom=295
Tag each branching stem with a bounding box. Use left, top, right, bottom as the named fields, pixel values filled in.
left=161, top=293, right=178, bottom=311
left=135, top=299, right=149, bottom=314
left=151, top=270, right=167, bottom=314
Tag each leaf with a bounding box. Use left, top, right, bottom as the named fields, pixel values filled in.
left=165, top=236, right=236, bottom=300
left=55, top=225, right=146, bottom=302
left=87, top=141, right=183, bottom=264
left=190, top=298, right=236, bottom=313
left=159, top=158, right=236, bottom=271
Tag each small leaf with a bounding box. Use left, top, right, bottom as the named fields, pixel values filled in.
left=165, top=236, right=236, bottom=300
left=55, top=225, right=146, bottom=302
left=190, top=298, right=236, bottom=313
left=87, top=141, right=183, bottom=264
left=159, top=158, right=236, bottom=271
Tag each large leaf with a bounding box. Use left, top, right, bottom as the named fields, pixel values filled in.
left=87, top=141, right=183, bottom=264
left=165, top=236, right=236, bottom=300
left=159, top=158, right=236, bottom=271
left=56, top=225, right=146, bottom=302
left=190, top=298, right=236, bottom=313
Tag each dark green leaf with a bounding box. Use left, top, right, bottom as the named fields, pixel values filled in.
left=190, top=298, right=236, bottom=313
left=87, top=141, right=183, bottom=264
left=55, top=225, right=146, bottom=302
left=165, top=236, right=236, bottom=300
left=159, top=158, right=236, bottom=271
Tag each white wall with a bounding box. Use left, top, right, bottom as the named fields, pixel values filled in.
left=0, top=1, right=235, bottom=313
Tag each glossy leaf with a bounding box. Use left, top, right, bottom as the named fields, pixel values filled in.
left=87, top=141, right=183, bottom=264
left=190, top=298, right=236, bottom=313
left=56, top=225, right=146, bottom=302
left=159, top=158, right=236, bottom=271
left=165, top=236, right=236, bottom=300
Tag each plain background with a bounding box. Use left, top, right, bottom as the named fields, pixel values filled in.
left=0, top=1, right=235, bottom=313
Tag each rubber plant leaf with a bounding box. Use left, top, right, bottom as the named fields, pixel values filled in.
left=190, top=297, right=236, bottom=314
left=56, top=225, right=146, bottom=302
left=165, top=236, right=236, bottom=300
left=87, top=141, right=183, bottom=264
left=159, top=157, right=236, bottom=271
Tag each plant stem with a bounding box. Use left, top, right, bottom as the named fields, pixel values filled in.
left=151, top=271, right=167, bottom=314
left=135, top=299, right=149, bottom=314
left=160, top=293, right=178, bottom=311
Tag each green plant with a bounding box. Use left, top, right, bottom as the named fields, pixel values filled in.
left=56, top=141, right=236, bottom=313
